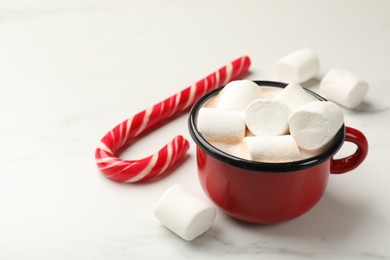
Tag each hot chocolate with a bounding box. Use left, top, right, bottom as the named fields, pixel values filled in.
left=196, top=81, right=343, bottom=163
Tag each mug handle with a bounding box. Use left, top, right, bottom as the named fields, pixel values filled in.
left=330, top=127, right=368, bottom=174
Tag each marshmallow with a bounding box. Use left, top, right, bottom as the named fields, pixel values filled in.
left=197, top=107, right=245, bottom=142
left=154, top=185, right=217, bottom=241
left=274, top=49, right=320, bottom=83
left=274, top=82, right=317, bottom=111
left=289, top=101, right=344, bottom=150
left=244, top=135, right=301, bottom=162
left=320, top=68, right=369, bottom=109
left=216, top=80, right=262, bottom=111
left=244, top=99, right=289, bottom=136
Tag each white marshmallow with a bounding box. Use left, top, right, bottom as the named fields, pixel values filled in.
left=216, top=80, right=262, bottom=111
left=320, top=68, right=369, bottom=109
left=244, top=99, right=290, bottom=136
left=289, top=101, right=344, bottom=150
left=197, top=107, right=245, bottom=142
left=244, top=135, right=301, bottom=162
left=154, top=185, right=216, bottom=241
left=274, top=82, right=317, bottom=111
left=274, top=49, right=320, bottom=83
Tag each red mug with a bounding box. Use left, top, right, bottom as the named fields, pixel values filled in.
left=188, top=81, right=368, bottom=224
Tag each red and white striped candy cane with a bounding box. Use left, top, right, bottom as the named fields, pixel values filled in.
left=95, top=56, right=251, bottom=182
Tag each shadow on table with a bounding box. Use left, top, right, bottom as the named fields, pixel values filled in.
left=232, top=192, right=367, bottom=238
left=191, top=192, right=369, bottom=248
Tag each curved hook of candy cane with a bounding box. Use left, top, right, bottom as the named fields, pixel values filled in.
left=95, top=56, right=251, bottom=183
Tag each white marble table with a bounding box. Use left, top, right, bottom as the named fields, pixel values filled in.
left=1, top=1, right=389, bottom=259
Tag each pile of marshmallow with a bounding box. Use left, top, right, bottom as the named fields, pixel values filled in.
left=274, top=49, right=369, bottom=109
left=197, top=80, right=344, bottom=162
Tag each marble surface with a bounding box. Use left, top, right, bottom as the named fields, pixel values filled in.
left=1, top=0, right=389, bottom=259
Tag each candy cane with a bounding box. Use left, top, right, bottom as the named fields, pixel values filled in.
left=95, top=56, right=251, bottom=182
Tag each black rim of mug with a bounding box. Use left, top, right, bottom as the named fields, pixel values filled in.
left=188, top=80, right=345, bottom=172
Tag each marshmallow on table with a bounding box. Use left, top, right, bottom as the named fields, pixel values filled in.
left=197, top=107, right=245, bottom=142
left=244, top=135, right=301, bottom=162
left=244, top=99, right=290, bottom=136
left=289, top=101, right=344, bottom=150
left=216, top=80, right=262, bottom=111
left=274, top=49, right=320, bottom=83
left=274, top=82, right=317, bottom=111
left=320, top=68, right=369, bottom=109
left=154, top=185, right=217, bottom=241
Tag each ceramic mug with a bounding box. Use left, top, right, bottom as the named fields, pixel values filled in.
left=188, top=81, right=368, bottom=224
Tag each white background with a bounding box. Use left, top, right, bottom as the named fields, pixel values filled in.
left=1, top=0, right=389, bottom=259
